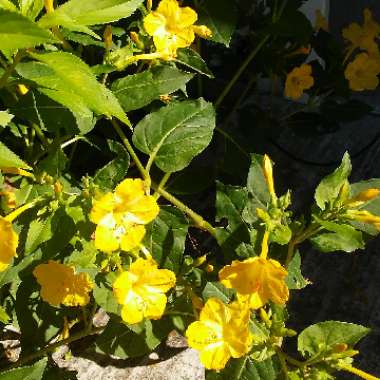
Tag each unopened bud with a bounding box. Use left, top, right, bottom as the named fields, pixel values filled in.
left=147, top=0, right=152, bottom=12
left=205, top=264, right=214, bottom=272
left=130, top=31, right=144, bottom=50
left=263, top=154, right=276, bottom=201
left=54, top=181, right=62, bottom=194
left=194, top=255, right=207, bottom=267
left=192, top=25, right=213, bottom=39
left=44, top=0, right=54, bottom=13
left=333, top=343, right=348, bottom=353
left=348, top=188, right=380, bottom=205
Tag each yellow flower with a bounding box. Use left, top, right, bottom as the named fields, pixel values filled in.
left=0, top=217, right=18, bottom=272
left=219, top=256, right=289, bottom=309
left=90, top=178, right=159, bottom=253
left=315, top=10, right=328, bottom=32
left=143, top=0, right=212, bottom=59
left=33, top=261, right=93, bottom=307
left=285, top=64, right=314, bottom=100
left=345, top=53, right=380, bottom=91
left=342, top=8, right=380, bottom=55
left=185, top=298, right=252, bottom=370
left=113, top=258, right=176, bottom=324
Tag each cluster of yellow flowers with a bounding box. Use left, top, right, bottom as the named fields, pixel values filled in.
left=343, top=9, right=380, bottom=91
left=185, top=156, right=289, bottom=370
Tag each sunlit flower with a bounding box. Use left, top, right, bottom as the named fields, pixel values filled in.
left=285, top=64, right=314, bottom=100
left=345, top=53, right=380, bottom=91
left=315, top=10, right=328, bottom=32
left=0, top=217, right=18, bottom=272
left=185, top=298, right=252, bottom=370
left=219, top=255, right=289, bottom=309
left=33, top=261, right=93, bottom=307
left=342, top=8, right=380, bottom=55
left=113, top=258, right=176, bottom=324
left=90, top=178, right=159, bottom=253
left=143, top=0, right=212, bottom=59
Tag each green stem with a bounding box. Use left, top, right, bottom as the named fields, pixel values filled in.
left=111, top=119, right=149, bottom=181
left=31, top=123, right=49, bottom=149
left=0, top=51, right=24, bottom=89
left=216, top=127, right=249, bottom=158
left=154, top=172, right=171, bottom=200
left=153, top=186, right=216, bottom=237
left=215, top=35, right=269, bottom=109
left=276, top=350, right=289, bottom=379
left=3, top=327, right=103, bottom=370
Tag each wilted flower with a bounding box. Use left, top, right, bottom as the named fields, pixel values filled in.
left=33, top=261, right=93, bottom=307
left=285, top=64, right=314, bottom=100
left=143, top=0, right=212, bottom=59
left=345, top=53, right=380, bottom=91
left=186, top=298, right=252, bottom=370
left=113, top=258, right=176, bottom=324
left=90, top=178, right=159, bottom=253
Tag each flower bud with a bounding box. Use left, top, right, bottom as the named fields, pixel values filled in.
left=103, top=25, right=113, bottom=50
left=263, top=154, right=276, bottom=201
left=44, top=0, right=54, bottom=13
left=17, top=84, right=29, bottom=96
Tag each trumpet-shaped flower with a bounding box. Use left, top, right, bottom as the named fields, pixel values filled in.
left=0, top=217, right=18, bottom=272
left=347, top=188, right=380, bottom=207
left=285, top=64, right=314, bottom=100
left=346, top=209, right=380, bottom=230
left=90, top=178, right=159, bottom=253
left=185, top=298, right=252, bottom=370
left=113, top=258, right=176, bottom=324
left=143, top=0, right=212, bottom=59
left=219, top=256, right=289, bottom=309
left=33, top=261, right=93, bottom=307
left=342, top=9, right=380, bottom=55
left=345, top=53, right=380, bottom=91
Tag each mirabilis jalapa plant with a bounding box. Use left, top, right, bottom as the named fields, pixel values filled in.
left=0, top=0, right=380, bottom=378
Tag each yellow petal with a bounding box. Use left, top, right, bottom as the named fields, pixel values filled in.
left=144, top=11, right=166, bottom=37
left=186, top=320, right=222, bottom=350
left=90, top=193, right=115, bottom=224
left=199, top=343, right=230, bottom=370
left=94, top=225, right=120, bottom=253
left=121, top=296, right=145, bottom=324
left=120, top=225, right=145, bottom=252
left=0, top=217, right=18, bottom=272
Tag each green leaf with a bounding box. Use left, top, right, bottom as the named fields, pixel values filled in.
left=0, top=0, right=17, bottom=11
left=243, top=154, right=270, bottom=224
left=215, top=182, right=250, bottom=253
left=93, top=273, right=120, bottom=315
left=38, top=148, right=68, bottom=178
left=298, top=321, right=370, bottom=358
left=310, top=220, right=364, bottom=253
left=19, top=0, right=44, bottom=20
left=315, top=152, right=351, bottom=210
left=94, top=140, right=130, bottom=190
left=0, top=110, right=14, bottom=126
left=133, top=98, right=215, bottom=173
left=95, top=318, right=171, bottom=359
left=25, top=215, right=53, bottom=254
left=202, top=282, right=235, bottom=303
left=0, top=358, right=47, bottom=380
left=198, top=0, right=237, bottom=47
left=11, top=90, right=94, bottom=135
left=112, top=66, right=194, bottom=112
left=206, top=356, right=279, bottom=380
left=0, top=10, right=56, bottom=54
left=0, top=305, right=10, bottom=323
left=285, top=251, right=310, bottom=290
left=16, top=51, right=129, bottom=126
left=145, top=205, right=189, bottom=273
left=0, top=140, right=31, bottom=169
left=175, top=48, right=214, bottom=78
left=38, top=0, right=143, bottom=38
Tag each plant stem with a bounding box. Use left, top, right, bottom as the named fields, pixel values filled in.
left=277, top=350, right=289, bottom=379
left=215, top=35, right=270, bottom=109
left=339, top=364, right=380, bottom=380
left=111, top=119, right=149, bottom=181
left=0, top=51, right=24, bottom=89
left=154, top=186, right=216, bottom=237
left=215, top=127, right=249, bottom=158
left=154, top=172, right=171, bottom=200
left=4, top=327, right=103, bottom=370
left=31, top=123, right=49, bottom=149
